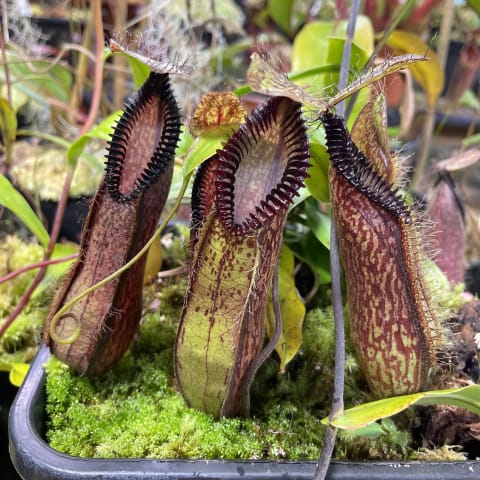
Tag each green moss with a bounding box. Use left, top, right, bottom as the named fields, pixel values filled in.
left=45, top=322, right=325, bottom=460
left=46, top=347, right=304, bottom=459
left=336, top=418, right=410, bottom=460
left=0, top=236, right=48, bottom=364
left=10, top=141, right=101, bottom=200
left=424, top=260, right=466, bottom=315
left=45, top=303, right=417, bottom=461
left=45, top=302, right=331, bottom=460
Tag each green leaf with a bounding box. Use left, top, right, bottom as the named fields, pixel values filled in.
left=17, top=129, right=104, bottom=172
left=265, top=245, right=305, bottom=371
left=305, top=142, right=330, bottom=203
left=67, top=111, right=121, bottom=171
left=0, top=361, right=30, bottom=387
left=305, top=198, right=331, bottom=249
left=176, top=125, right=195, bottom=158
left=0, top=97, right=17, bottom=143
left=268, top=0, right=308, bottom=37
left=4, top=53, right=73, bottom=106
left=467, top=0, right=480, bottom=16
left=48, top=243, right=78, bottom=278
left=291, top=16, right=373, bottom=91
left=459, top=89, right=480, bottom=113
left=463, top=132, right=480, bottom=148
left=325, top=38, right=369, bottom=97
left=182, top=134, right=228, bottom=177
left=386, top=30, right=444, bottom=107
left=104, top=48, right=150, bottom=89
left=268, top=0, right=294, bottom=35
left=286, top=229, right=331, bottom=284
left=31, top=242, right=79, bottom=298
left=0, top=174, right=50, bottom=247
left=291, top=21, right=338, bottom=90
left=324, top=385, right=480, bottom=430
left=9, top=362, right=30, bottom=387
left=124, top=55, right=151, bottom=88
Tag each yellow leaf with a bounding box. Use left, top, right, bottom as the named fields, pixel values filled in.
left=266, top=245, right=305, bottom=372
left=143, top=236, right=163, bottom=285
left=386, top=30, right=444, bottom=107
left=9, top=362, right=29, bottom=387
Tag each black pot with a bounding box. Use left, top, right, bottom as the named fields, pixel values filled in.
left=9, top=345, right=480, bottom=480
left=1, top=373, right=22, bottom=480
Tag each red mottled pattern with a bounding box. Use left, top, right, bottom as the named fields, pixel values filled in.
left=330, top=170, right=436, bottom=396
left=175, top=211, right=285, bottom=417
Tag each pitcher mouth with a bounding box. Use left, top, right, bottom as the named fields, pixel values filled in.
left=209, top=96, right=310, bottom=236
left=105, top=72, right=180, bottom=203
left=320, top=110, right=412, bottom=224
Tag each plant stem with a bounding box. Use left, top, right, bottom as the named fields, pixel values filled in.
left=0, top=6, right=12, bottom=175
left=371, top=0, right=416, bottom=62
left=0, top=5, right=12, bottom=108
left=113, top=0, right=128, bottom=110
left=79, top=0, right=105, bottom=136
left=69, top=8, right=93, bottom=125
left=315, top=0, right=360, bottom=477
left=0, top=254, right=78, bottom=285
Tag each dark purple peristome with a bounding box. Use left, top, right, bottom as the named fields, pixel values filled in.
left=213, top=96, right=310, bottom=235
left=44, top=71, right=181, bottom=376
left=320, top=110, right=412, bottom=223
left=105, top=72, right=180, bottom=202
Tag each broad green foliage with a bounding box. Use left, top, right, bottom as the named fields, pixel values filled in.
left=268, top=0, right=308, bottom=37
left=284, top=224, right=331, bottom=284
left=182, top=134, right=226, bottom=176
left=305, top=198, right=331, bottom=250
left=67, top=110, right=121, bottom=171
left=306, top=138, right=330, bottom=204
left=325, top=385, right=480, bottom=430
left=0, top=174, right=50, bottom=247
left=291, top=16, right=374, bottom=92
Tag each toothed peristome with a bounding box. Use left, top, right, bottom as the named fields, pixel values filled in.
left=45, top=72, right=180, bottom=376
left=322, top=101, right=442, bottom=398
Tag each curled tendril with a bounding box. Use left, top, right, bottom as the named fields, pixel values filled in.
left=47, top=172, right=193, bottom=348
left=49, top=312, right=82, bottom=345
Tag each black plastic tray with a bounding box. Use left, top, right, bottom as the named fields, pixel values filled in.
left=9, top=344, right=480, bottom=479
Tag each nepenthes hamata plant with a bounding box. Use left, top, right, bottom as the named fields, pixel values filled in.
left=39, top=23, right=480, bottom=478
